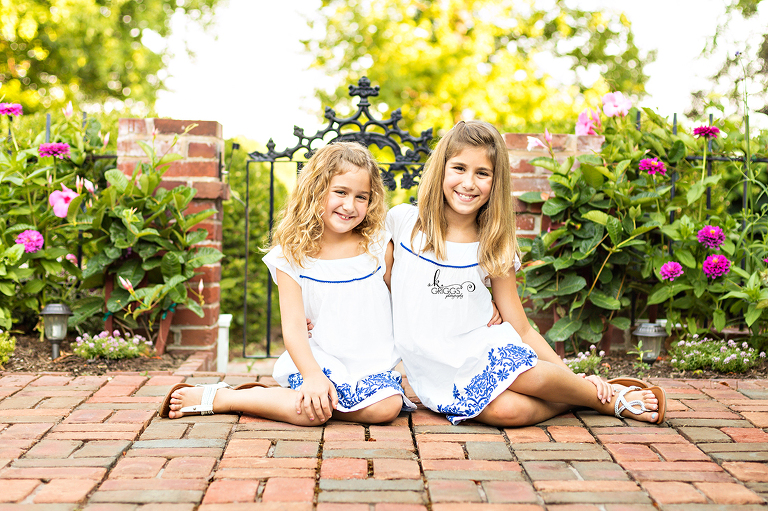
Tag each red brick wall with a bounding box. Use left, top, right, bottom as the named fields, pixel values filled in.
left=117, top=118, right=226, bottom=364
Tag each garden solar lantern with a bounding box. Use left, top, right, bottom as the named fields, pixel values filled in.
left=40, top=303, right=72, bottom=359
left=632, top=323, right=666, bottom=364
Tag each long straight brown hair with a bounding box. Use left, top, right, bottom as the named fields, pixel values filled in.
left=412, top=120, right=519, bottom=277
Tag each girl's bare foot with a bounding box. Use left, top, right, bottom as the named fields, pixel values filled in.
left=168, top=386, right=233, bottom=418
left=612, top=386, right=660, bottom=423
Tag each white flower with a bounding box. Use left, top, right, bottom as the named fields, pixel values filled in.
left=743, top=342, right=749, bottom=349
left=760, top=352, right=766, bottom=358
left=526, top=136, right=547, bottom=151
left=599, top=350, right=605, bottom=357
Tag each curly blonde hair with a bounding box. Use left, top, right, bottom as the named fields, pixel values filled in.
left=412, top=120, right=519, bottom=278
left=271, top=141, right=387, bottom=267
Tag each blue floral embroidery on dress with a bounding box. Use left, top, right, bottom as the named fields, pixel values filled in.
left=287, top=368, right=405, bottom=409
left=437, top=344, right=537, bottom=424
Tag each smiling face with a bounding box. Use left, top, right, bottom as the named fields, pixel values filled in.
left=320, top=165, right=372, bottom=238
left=441, top=145, right=494, bottom=221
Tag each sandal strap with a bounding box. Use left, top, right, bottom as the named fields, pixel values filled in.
left=179, top=381, right=230, bottom=415
left=614, top=385, right=647, bottom=419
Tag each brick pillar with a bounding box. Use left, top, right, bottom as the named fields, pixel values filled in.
left=505, top=133, right=604, bottom=238
left=117, top=118, right=227, bottom=367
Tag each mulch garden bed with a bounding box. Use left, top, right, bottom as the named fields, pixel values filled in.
left=2, top=334, right=187, bottom=376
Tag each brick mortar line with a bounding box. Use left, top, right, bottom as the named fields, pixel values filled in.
left=410, top=410, right=433, bottom=511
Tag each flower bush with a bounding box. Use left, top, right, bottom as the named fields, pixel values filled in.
left=562, top=344, right=604, bottom=375
left=669, top=335, right=765, bottom=373
left=524, top=71, right=768, bottom=353
left=0, top=102, right=112, bottom=330
left=0, top=330, right=16, bottom=367
left=73, top=330, right=153, bottom=360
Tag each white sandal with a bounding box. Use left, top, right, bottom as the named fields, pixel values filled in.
left=614, top=385, right=655, bottom=420
left=160, top=381, right=232, bottom=418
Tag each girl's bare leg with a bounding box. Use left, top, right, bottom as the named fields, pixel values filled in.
left=167, top=386, right=327, bottom=426
left=332, top=395, right=403, bottom=424
left=506, top=360, right=659, bottom=422
left=476, top=390, right=572, bottom=427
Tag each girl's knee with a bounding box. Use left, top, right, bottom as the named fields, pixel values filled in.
left=367, top=396, right=403, bottom=424
left=478, top=395, right=538, bottom=427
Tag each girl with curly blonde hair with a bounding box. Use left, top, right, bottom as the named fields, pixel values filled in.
left=163, top=142, right=414, bottom=425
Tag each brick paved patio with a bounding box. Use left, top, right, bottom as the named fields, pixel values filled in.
left=2, top=355, right=768, bottom=510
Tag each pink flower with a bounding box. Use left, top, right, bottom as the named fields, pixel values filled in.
left=118, top=276, right=134, bottom=293
left=697, top=225, right=725, bottom=250
left=575, top=109, right=598, bottom=135
left=38, top=142, right=71, bottom=159
left=639, top=157, right=667, bottom=176
left=602, top=92, right=632, bottom=117
left=75, top=176, right=95, bottom=194
left=102, top=131, right=110, bottom=149
left=15, top=229, right=44, bottom=253
left=693, top=126, right=720, bottom=139
left=0, top=103, right=23, bottom=116
left=703, top=254, right=731, bottom=279
left=659, top=261, right=684, bottom=282
left=526, top=136, right=546, bottom=151
left=48, top=184, right=79, bottom=218
left=65, top=254, right=78, bottom=265
left=544, top=128, right=553, bottom=144
left=764, top=257, right=768, bottom=263
left=62, top=101, right=73, bottom=119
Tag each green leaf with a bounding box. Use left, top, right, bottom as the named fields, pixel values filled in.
left=104, top=169, right=130, bottom=193
left=667, top=139, right=687, bottom=162
left=609, top=317, right=631, bottom=330
left=581, top=164, right=605, bottom=188
left=70, top=296, right=106, bottom=327
left=541, top=228, right=566, bottom=249
left=518, top=191, right=546, bottom=203
left=541, top=197, right=571, bottom=217
left=107, top=288, right=133, bottom=312
left=0, top=282, right=14, bottom=296
left=730, top=266, right=750, bottom=279
left=713, top=309, right=726, bottom=332
left=22, top=279, right=45, bottom=294
left=687, top=182, right=705, bottom=205
left=3, top=244, right=24, bottom=265
left=185, top=229, right=209, bottom=246
left=582, top=210, right=610, bottom=226
left=577, top=154, right=603, bottom=166
left=529, top=157, right=557, bottom=172
left=162, top=252, right=183, bottom=281
left=185, top=299, right=204, bottom=318
left=555, top=156, right=575, bottom=176
left=745, top=305, right=762, bottom=327
left=676, top=249, right=696, bottom=269
left=554, top=274, right=587, bottom=296
left=182, top=209, right=216, bottom=231
left=553, top=254, right=574, bottom=270
left=693, top=279, right=706, bottom=298
left=606, top=216, right=622, bottom=246
left=116, top=259, right=145, bottom=288
left=40, top=259, right=62, bottom=274
left=66, top=194, right=85, bottom=222
left=545, top=317, right=583, bottom=342
left=186, top=247, right=224, bottom=269
left=5, top=223, right=37, bottom=234
left=589, top=291, right=621, bottom=310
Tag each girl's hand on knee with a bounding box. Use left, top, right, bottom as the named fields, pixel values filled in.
left=487, top=300, right=502, bottom=327
left=584, top=374, right=614, bottom=404
left=298, top=372, right=336, bottom=421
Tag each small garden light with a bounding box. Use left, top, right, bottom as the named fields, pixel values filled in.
left=40, top=303, right=72, bottom=359
left=632, top=323, right=667, bottom=364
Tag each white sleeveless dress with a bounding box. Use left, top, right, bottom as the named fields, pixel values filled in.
left=263, top=233, right=415, bottom=413
left=386, top=204, right=537, bottom=424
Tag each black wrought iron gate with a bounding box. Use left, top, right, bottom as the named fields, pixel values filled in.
left=243, top=77, right=433, bottom=358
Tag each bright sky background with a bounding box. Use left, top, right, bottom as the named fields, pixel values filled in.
left=154, top=0, right=768, bottom=146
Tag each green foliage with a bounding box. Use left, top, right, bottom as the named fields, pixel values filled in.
left=0, top=0, right=224, bottom=112
left=0, top=107, right=112, bottom=331
left=307, top=0, right=653, bottom=135
left=73, top=330, right=153, bottom=360
left=220, top=138, right=287, bottom=354
left=669, top=335, right=765, bottom=373
left=0, top=331, right=16, bottom=366
left=562, top=344, right=604, bottom=375
left=627, top=341, right=652, bottom=376
left=66, top=128, right=223, bottom=343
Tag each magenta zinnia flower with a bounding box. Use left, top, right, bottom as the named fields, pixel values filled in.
left=659, top=261, right=684, bottom=282
left=38, top=142, right=71, bottom=159
left=0, top=103, right=23, bottom=116
left=703, top=254, right=731, bottom=279
left=693, top=126, right=720, bottom=139
left=15, top=229, right=44, bottom=253
left=48, top=184, right=79, bottom=218
left=697, top=225, right=725, bottom=250
left=639, top=157, right=667, bottom=176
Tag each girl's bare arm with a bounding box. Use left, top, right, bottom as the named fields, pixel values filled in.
left=276, top=269, right=338, bottom=420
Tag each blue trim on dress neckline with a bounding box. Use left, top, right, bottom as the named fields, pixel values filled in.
left=400, top=242, right=479, bottom=269
left=299, top=265, right=381, bottom=284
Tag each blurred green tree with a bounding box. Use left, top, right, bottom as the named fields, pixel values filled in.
left=305, top=0, right=654, bottom=135
left=0, top=0, right=222, bottom=112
